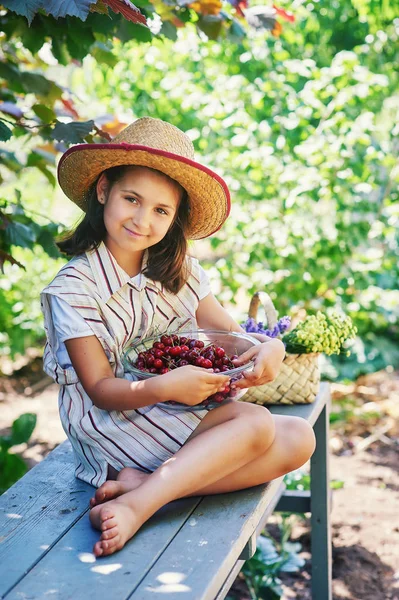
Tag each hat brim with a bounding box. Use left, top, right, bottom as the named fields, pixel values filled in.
left=58, top=144, right=230, bottom=240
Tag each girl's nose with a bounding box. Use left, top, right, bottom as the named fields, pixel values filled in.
left=133, top=207, right=151, bottom=231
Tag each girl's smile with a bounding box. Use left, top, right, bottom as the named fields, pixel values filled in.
left=97, top=167, right=182, bottom=276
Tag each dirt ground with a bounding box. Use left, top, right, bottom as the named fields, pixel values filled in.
left=1, top=360, right=398, bottom=600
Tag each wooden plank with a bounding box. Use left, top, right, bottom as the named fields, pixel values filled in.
left=214, top=560, right=245, bottom=600
left=268, top=382, right=329, bottom=426
left=4, top=497, right=202, bottom=600
left=0, top=442, right=93, bottom=598
left=131, top=478, right=284, bottom=600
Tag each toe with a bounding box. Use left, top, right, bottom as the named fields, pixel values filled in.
left=95, top=489, right=106, bottom=503
left=101, top=517, right=118, bottom=532
left=101, top=525, right=119, bottom=540
left=93, top=541, right=104, bottom=557
left=100, top=536, right=122, bottom=556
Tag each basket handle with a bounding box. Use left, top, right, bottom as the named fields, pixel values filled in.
left=248, top=291, right=278, bottom=329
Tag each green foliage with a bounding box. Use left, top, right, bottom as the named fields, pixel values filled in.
left=241, top=517, right=305, bottom=600
left=0, top=245, right=66, bottom=359
left=0, top=193, right=63, bottom=270
left=0, top=413, right=36, bottom=494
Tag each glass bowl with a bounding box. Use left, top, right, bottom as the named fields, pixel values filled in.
left=122, top=329, right=260, bottom=411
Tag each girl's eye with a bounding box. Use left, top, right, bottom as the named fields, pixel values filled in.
left=125, top=196, right=138, bottom=204
left=156, top=208, right=168, bottom=215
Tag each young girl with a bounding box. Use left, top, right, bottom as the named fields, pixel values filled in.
left=41, top=117, right=315, bottom=558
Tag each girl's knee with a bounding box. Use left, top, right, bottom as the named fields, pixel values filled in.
left=284, top=417, right=316, bottom=469
left=239, top=405, right=275, bottom=454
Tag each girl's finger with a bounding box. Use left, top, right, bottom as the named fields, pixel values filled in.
left=232, top=346, right=258, bottom=366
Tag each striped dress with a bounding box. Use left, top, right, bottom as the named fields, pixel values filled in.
left=41, top=242, right=213, bottom=488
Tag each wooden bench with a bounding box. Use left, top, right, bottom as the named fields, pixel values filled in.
left=0, top=383, right=331, bottom=600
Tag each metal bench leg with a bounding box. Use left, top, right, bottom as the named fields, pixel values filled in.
left=310, top=403, right=332, bottom=600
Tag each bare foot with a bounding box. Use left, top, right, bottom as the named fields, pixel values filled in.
left=89, top=497, right=142, bottom=557
left=90, top=468, right=148, bottom=508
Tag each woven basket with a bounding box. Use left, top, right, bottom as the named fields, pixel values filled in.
left=240, top=292, right=320, bottom=405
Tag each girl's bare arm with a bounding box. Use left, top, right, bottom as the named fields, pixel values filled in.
left=65, top=336, right=229, bottom=411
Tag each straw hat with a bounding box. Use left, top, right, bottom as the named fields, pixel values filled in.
left=58, top=117, right=231, bottom=239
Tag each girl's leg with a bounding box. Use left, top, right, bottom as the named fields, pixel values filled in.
left=91, top=413, right=315, bottom=504
left=89, top=402, right=275, bottom=556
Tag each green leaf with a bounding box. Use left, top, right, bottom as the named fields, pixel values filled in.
left=36, top=228, right=61, bottom=258
left=43, top=0, right=94, bottom=21
left=256, top=535, right=280, bottom=564
left=117, top=20, right=152, bottom=43
left=4, top=220, right=37, bottom=248
left=91, top=43, right=119, bottom=67
left=330, top=479, right=344, bottom=490
left=279, top=551, right=305, bottom=572
left=10, top=413, right=37, bottom=446
left=1, top=0, right=43, bottom=25
left=0, top=120, right=13, bottom=141
left=32, top=104, right=56, bottom=122
left=50, top=119, right=95, bottom=143
left=159, top=21, right=178, bottom=42
left=0, top=453, right=28, bottom=493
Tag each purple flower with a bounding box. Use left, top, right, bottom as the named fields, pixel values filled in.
left=242, top=314, right=291, bottom=338
left=278, top=316, right=291, bottom=333
left=243, top=318, right=259, bottom=333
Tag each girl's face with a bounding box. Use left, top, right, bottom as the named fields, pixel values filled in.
left=97, top=167, right=181, bottom=276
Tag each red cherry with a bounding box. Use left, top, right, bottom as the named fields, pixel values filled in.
left=194, top=340, right=205, bottom=348
left=153, top=342, right=165, bottom=350
left=160, top=367, right=169, bottom=374
left=214, top=393, right=225, bottom=403
left=179, top=359, right=189, bottom=366
left=215, top=347, right=225, bottom=358
left=180, top=345, right=189, bottom=352
left=149, top=367, right=158, bottom=373
left=146, top=355, right=154, bottom=366
left=195, top=357, right=205, bottom=367
left=169, top=346, right=182, bottom=357
left=153, top=358, right=163, bottom=369
left=161, top=335, right=173, bottom=346
left=202, top=358, right=213, bottom=369
left=154, top=349, right=164, bottom=358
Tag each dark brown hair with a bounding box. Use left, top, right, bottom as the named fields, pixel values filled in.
left=57, top=165, right=190, bottom=293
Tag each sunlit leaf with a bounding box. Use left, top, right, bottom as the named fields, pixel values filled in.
left=50, top=119, right=95, bottom=143
left=32, top=104, right=56, bottom=122
left=11, top=413, right=37, bottom=445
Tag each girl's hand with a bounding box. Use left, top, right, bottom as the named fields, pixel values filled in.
left=232, top=339, right=285, bottom=389
left=159, top=365, right=230, bottom=406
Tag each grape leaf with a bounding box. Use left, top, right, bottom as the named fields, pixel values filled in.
left=50, top=119, right=95, bottom=143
